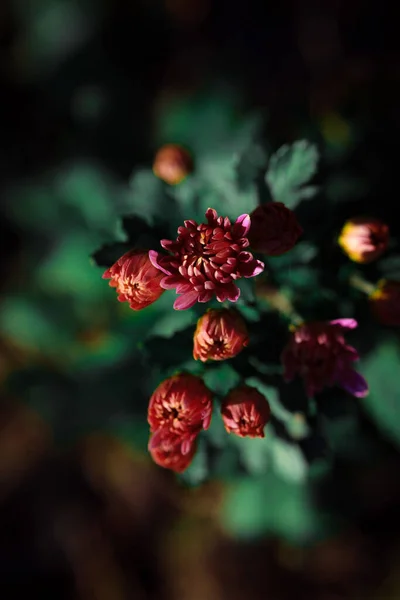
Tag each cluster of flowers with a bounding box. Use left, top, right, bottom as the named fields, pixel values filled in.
left=147, top=373, right=270, bottom=472
left=102, top=144, right=397, bottom=472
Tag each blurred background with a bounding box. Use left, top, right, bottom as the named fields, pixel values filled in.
left=1, top=1, right=400, bottom=598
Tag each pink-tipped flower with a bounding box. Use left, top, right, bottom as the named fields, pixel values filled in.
left=149, top=208, right=264, bottom=310
left=153, top=144, right=193, bottom=185
left=221, top=385, right=271, bottom=438
left=281, top=319, right=368, bottom=398
left=148, top=428, right=196, bottom=473
left=193, top=308, right=249, bottom=362
left=370, top=279, right=400, bottom=326
left=338, top=217, right=389, bottom=264
left=147, top=374, right=213, bottom=452
left=248, top=202, right=303, bottom=256
left=102, top=250, right=165, bottom=310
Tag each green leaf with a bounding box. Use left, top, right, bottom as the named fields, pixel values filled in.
left=203, top=363, right=240, bottom=396
left=179, top=437, right=209, bottom=486
left=360, top=339, right=400, bottom=448
left=221, top=471, right=330, bottom=543
left=230, top=434, right=272, bottom=475
left=0, top=297, right=62, bottom=352
left=271, top=438, right=308, bottom=483
left=266, top=140, right=319, bottom=208
left=128, top=168, right=171, bottom=226
left=56, top=163, right=127, bottom=242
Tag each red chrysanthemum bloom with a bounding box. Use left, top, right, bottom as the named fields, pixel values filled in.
left=248, top=202, right=303, bottom=256
left=148, top=428, right=196, bottom=473
left=221, top=385, right=271, bottom=438
left=102, top=250, right=165, bottom=310
left=147, top=374, right=213, bottom=451
left=149, top=208, right=264, bottom=310
left=193, top=308, right=249, bottom=362
left=281, top=319, right=369, bottom=398
left=338, top=217, right=389, bottom=264
left=153, top=144, right=193, bottom=185
left=370, top=279, right=400, bottom=326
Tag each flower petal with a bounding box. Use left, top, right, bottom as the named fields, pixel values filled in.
left=330, top=318, right=358, bottom=329
left=337, top=368, right=369, bottom=397
left=173, top=290, right=199, bottom=310
left=148, top=250, right=172, bottom=275
left=233, top=214, right=251, bottom=237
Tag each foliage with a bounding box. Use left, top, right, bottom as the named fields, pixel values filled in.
left=1, top=82, right=399, bottom=548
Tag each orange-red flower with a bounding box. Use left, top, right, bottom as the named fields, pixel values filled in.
left=148, top=428, right=196, bottom=473
left=248, top=202, right=303, bottom=256
left=221, top=385, right=271, bottom=438
left=193, top=308, right=249, bottom=362
left=147, top=374, right=213, bottom=444
left=338, top=217, right=389, bottom=263
left=149, top=208, right=264, bottom=310
left=153, top=144, right=193, bottom=185
left=370, top=279, right=400, bottom=326
left=281, top=319, right=369, bottom=398
left=102, top=250, right=165, bottom=310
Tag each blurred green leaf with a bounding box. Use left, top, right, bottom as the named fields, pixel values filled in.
left=221, top=471, right=329, bottom=542
left=179, top=437, right=209, bottom=486
left=360, top=339, right=400, bottom=448
left=0, top=297, right=62, bottom=352
left=266, top=140, right=319, bottom=208
left=271, top=437, right=308, bottom=483
left=203, top=363, right=240, bottom=396
left=128, top=169, right=172, bottom=225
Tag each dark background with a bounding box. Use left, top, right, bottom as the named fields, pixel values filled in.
left=1, top=1, right=400, bottom=599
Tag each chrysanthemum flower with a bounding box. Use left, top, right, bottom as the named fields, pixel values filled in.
left=221, top=385, right=271, bottom=438
left=370, top=279, right=400, bottom=326
left=281, top=319, right=368, bottom=398
left=102, top=250, right=165, bottom=310
left=248, top=202, right=303, bottom=256
left=193, top=308, right=249, bottom=362
left=153, top=144, right=193, bottom=185
left=148, top=428, right=196, bottom=472
left=149, top=208, right=264, bottom=310
left=147, top=374, right=213, bottom=451
left=338, top=217, right=389, bottom=264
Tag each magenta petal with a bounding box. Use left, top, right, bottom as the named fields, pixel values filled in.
left=226, top=283, right=240, bottom=302
left=160, top=275, right=183, bottom=290
left=233, top=213, right=251, bottom=237
left=173, top=290, right=199, bottom=310
left=242, top=259, right=264, bottom=278
left=337, top=368, right=369, bottom=397
left=148, top=250, right=172, bottom=275
left=330, top=318, right=358, bottom=329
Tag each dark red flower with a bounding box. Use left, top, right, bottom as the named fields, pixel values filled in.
left=370, top=279, right=400, bottom=326
left=147, top=374, right=213, bottom=448
left=153, top=144, right=193, bottom=185
left=102, top=250, right=165, bottom=310
left=193, top=308, right=249, bottom=362
left=281, top=319, right=369, bottom=398
left=248, top=202, right=303, bottom=256
left=149, top=208, right=264, bottom=310
left=148, top=428, right=196, bottom=473
left=221, top=385, right=271, bottom=438
left=338, top=217, right=389, bottom=263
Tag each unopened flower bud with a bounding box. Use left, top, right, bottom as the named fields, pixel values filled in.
left=193, top=308, right=249, bottom=362
left=338, top=217, right=389, bottom=264
left=221, top=385, right=271, bottom=438
left=153, top=144, right=193, bottom=185
left=248, top=202, right=303, bottom=256
left=370, top=279, right=400, bottom=326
